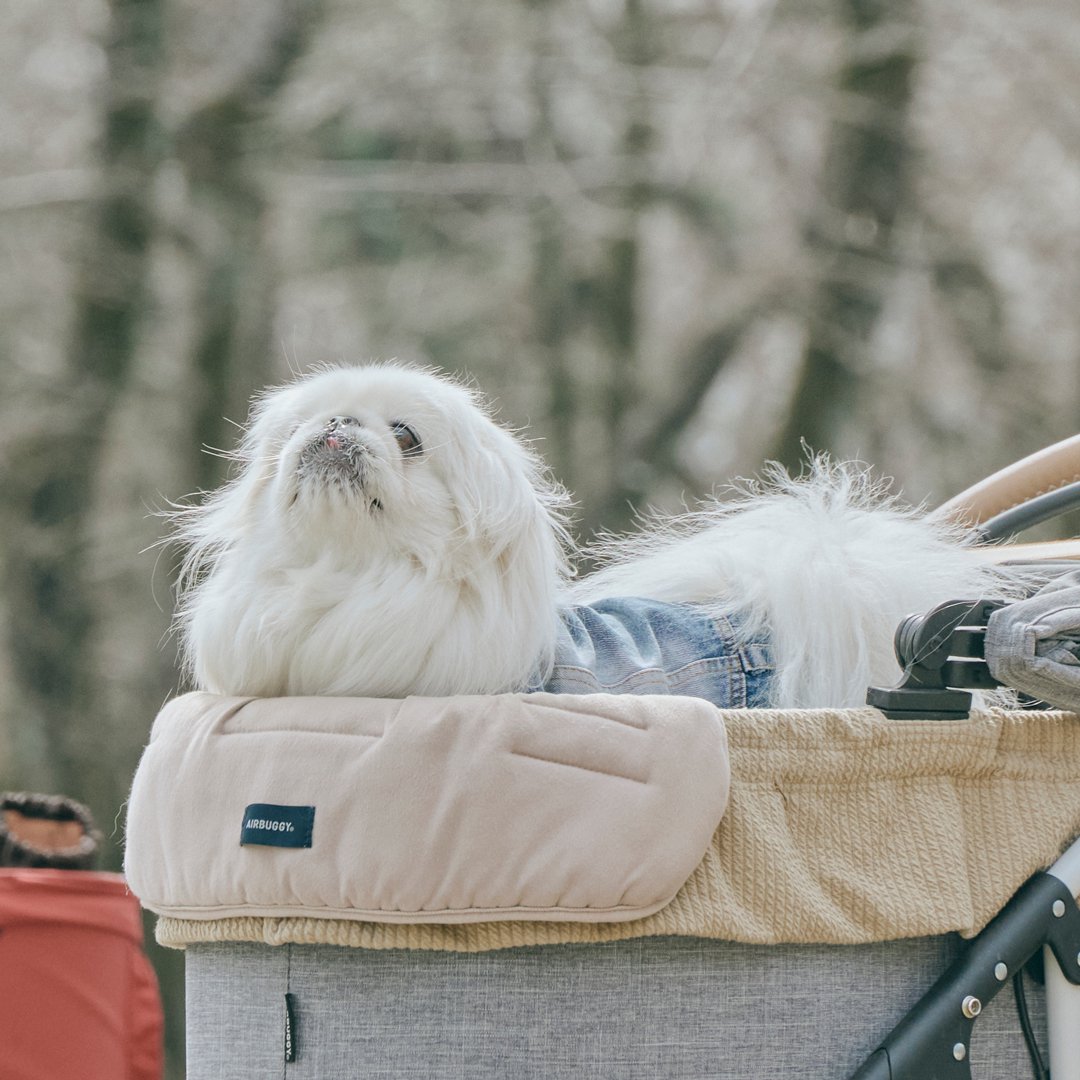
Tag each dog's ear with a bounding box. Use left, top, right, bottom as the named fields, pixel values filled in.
left=441, top=399, right=572, bottom=577
left=169, top=383, right=293, bottom=595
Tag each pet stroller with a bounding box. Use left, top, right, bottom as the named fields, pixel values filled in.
left=125, top=436, right=1080, bottom=1079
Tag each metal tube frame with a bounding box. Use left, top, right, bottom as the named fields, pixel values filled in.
left=847, top=832, right=1080, bottom=1079
left=1046, top=835, right=1080, bottom=1078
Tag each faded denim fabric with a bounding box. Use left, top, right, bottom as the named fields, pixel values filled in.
left=533, top=597, right=774, bottom=709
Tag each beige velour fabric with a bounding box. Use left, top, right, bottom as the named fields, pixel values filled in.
left=126, top=692, right=731, bottom=927
left=147, top=705, right=1080, bottom=953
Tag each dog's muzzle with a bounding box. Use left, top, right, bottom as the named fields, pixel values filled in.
left=298, top=420, right=375, bottom=484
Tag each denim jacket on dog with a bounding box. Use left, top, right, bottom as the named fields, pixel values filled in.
left=534, top=597, right=775, bottom=709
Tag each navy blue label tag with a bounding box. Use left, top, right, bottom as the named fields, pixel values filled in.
left=284, top=992, right=298, bottom=1062
left=240, top=804, right=315, bottom=849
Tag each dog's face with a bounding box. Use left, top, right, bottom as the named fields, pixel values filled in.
left=176, top=364, right=571, bottom=697
left=224, top=365, right=561, bottom=570
left=255, top=366, right=467, bottom=555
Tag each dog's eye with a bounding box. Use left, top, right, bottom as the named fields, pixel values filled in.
left=390, top=422, right=422, bottom=457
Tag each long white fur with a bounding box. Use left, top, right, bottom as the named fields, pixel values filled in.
left=172, top=364, right=1008, bottom=708
left=572, top=463, right=1009, bottom=708
left=171, top=364, right=572, bottom=698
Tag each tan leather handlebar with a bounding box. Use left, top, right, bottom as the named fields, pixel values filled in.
left=932, top=433, right=1080, bottom=527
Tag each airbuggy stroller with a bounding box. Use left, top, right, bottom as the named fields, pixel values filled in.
left=125, top=436, right=1080, bottom=1080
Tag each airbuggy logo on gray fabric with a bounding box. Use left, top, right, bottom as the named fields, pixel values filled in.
left=240, top=803, right=315, bottom=849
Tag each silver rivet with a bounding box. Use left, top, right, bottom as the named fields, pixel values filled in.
left=1054, top=899, right=1066, bottom=918
left=953, top=1042, right=967, bottom=1061
left=994, top=962, right=1008, bottom=981
left=962, top=995, right=982, bottom=1019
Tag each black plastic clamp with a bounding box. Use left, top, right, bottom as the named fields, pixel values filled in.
left=866, top=600, right=1005, bottom=720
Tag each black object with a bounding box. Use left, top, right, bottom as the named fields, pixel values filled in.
left=284, top=992, right=298, bottom=1063
left=866, top=600, right=1005, bottom=720
left=1012, top=971, right=1049, bottom=1080
left=848, top=870, right=1080, bottom=1079
left=972, top=479, right=1080, bottom=544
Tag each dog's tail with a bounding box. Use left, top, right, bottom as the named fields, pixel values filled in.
left=571, top=459, right=1014, bottom=708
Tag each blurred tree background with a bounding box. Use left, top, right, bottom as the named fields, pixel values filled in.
left=1, top=0, right=1079, bottom=1072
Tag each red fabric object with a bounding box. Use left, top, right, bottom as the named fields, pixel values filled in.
left=0, top=869, right=163, bottom=1080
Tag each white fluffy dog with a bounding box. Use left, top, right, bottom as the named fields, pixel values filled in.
left=171, top=364, right=1004, bottom=707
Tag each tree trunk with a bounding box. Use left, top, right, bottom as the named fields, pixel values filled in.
left=0, top=0, right=164, bottom=808
left=526, top=0, right=578, bottom=493
left=176, top=0, right=319, bottom=492
left=772, top=0, right=920, bottom=470
left=589, top=0, right=655, bottom=535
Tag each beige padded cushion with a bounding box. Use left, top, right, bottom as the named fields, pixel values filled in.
left=125, top=692, right=731, bottom=926
left=147, top=705, right=1080, bottom=952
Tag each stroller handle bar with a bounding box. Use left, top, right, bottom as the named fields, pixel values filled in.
left=933, top=433, right=1080, bottom=529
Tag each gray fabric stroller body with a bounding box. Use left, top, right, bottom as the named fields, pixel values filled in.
left=182, top=933, right=1048, bottom=1079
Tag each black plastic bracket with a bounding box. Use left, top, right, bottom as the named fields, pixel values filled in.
left=848, top=871, right=1080, bottom=1079
left=866, top=600, right=1006, bottom=720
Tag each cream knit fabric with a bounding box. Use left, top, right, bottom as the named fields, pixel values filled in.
left=155, top=706, right=1080, bottom=952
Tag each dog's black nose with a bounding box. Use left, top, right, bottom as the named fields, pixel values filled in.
left=328, top=415, right=359, bottom=429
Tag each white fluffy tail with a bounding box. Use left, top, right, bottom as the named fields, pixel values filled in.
left=572, top=460, right=1012, bottom=708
